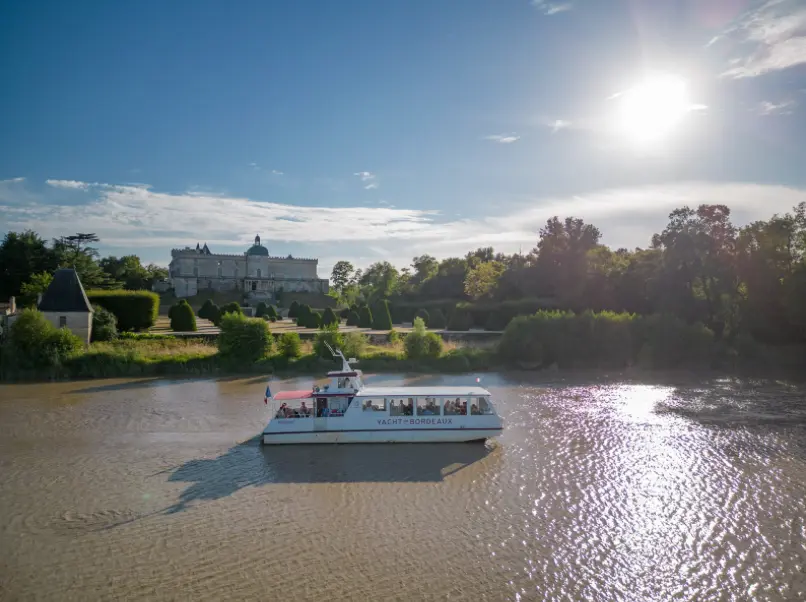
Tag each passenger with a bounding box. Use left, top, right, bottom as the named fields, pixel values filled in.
left=300, top=401, right=310, bottom=417
left=276, top=403, right=287, bottom=418
left=284, top=405, right=295, bottom=418
left=471, top=404, right=479, bottom=415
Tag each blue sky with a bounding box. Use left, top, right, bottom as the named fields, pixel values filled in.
left=1, top=0, right=805, bottom=276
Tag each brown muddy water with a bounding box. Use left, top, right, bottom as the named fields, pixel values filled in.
left=1, top=373, right=805, bottom=601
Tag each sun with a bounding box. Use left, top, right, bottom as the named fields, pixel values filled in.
left=614, top=74, right=697, bottom=146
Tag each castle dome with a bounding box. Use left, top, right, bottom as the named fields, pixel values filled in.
left=246, top=234, right=269, bottom=256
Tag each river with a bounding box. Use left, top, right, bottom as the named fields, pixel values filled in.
left=1, top=373, right=805, bottom=601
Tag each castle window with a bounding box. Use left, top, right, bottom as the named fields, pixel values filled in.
left=257, top=269, right=262, bottom=278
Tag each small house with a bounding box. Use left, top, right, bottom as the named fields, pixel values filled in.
left=37, top=269, right=93, bottom=344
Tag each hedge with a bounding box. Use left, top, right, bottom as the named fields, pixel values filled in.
left=404, top=317, right=443, bottom=359
left=322, top=307, right=339, bottom=327
left=288, top=300, right=300, bottom=319
left=429, top=308, right=447, bottom=329
left=447, top=309, right=472, bottom=331
left=267, top=305, right=279, bottom=321
left=255, top=302, right=269, bottom=317
left=91, top=304, right=118, bottom=342
left=372, top=300, right=393, bottom=330
left=277, top=332, right=302, bottom=358
left=198, top=299, right=220, bottom=323
left=414, top=308, right=430, bottom=326
left=217, top=312, right=273, bottom=362
left=346, top=310, right=361, bottom=326
left=170, top=300, right=197, bottom=332
left=358, top=305, right=373, bottom=328
left=220, top=301, right=242, bottom=316
left=86, top=289, right=159, bottom=331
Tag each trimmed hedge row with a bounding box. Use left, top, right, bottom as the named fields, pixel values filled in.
left=86, top=289, right=159, bottom=331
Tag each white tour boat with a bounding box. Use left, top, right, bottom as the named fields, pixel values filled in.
left=261, top=344, right=503, bottom=444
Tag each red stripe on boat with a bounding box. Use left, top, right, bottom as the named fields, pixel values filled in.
left=273, top=390, right=314, bottom=401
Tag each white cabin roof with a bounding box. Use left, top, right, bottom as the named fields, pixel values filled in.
left=357, top=386, right=491, bottom=397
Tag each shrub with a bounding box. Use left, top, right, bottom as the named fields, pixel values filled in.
left=346, top=310, right=361, bottom=326
left=170, top=300, right=197, bottom=332
left=288, top=300, right=300, bottom=319
left=267, top=305, right=279, bottom=321
left=91, top=304, right=118, bottom=342
left=414, top=308, right=430, bottom=326
left=404, top=317, right=443, bottom=360
left=388, top=329, right=400, bottom=343
left=217, top=312, right=273, bottom=362
left=295, top=304, right=311, bottom=324
left=358, top=305, right=373, bottom=328
left=484, top=312, right=510, bottom=331
left=86, top=289, right=159, bottom=331
left=198, top=299, right=220, bottom=323
left=255, top=302, right=269, bottom=318
left=429, top=308, right=447, bottom=329
left=4, top=309, right=83, bottom=370
left=339, top=307, right=351, bottom=319
left=220, top=301, right=242, bottom=316
left=314, top=324, right=345, bottom=358
left=372, top=300, right=393, bottom=330
left=447, top=309, right=472, bottom=331
left=277, top=332, right=302, bottom=358
left=322, top=307, right=339, bottom=327
left=342, top=331, right=368, bottom=358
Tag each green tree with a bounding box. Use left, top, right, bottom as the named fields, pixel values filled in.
left=330, top=260, right=355, bottom=296
left=217, top=313, right=273, bottom=361
left=52, top=233, right=115, bottom=289
left=255, top=301, right=269, bottom=317
left=99, top=255, right=152, bottom=289
left=266, top=305, right=279, bottom=321
left=170, top=300, right=197, bottom=332
left=322, top=307, right=339, bottom=327
left=346, top=310, right=361, bottom=326
left=358, top=305, right=373, bottom=328
left=372, top=299, right=393, bottom=330
left=0, top=230, right=59, bottom=299
left=464, top=260, right=505, bottom=300
left=198, top=299, right=220, bottom=324
left=277, top=332, right=302, bottom=358
left=18, top=272, right=53, bottom=308
left=359, top=261, right=399, bottom=301
left=220, top=301, right=242, bottom=316
left=429, top=308, right=447, bottom=329
left=91, top=304, right=118, bottom=342
left=414, top=308, right=430, bottom=326
left=404, top=317, right=443, bottom=359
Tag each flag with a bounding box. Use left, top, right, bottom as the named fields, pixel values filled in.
left=264, top=384, right=272, bottom=405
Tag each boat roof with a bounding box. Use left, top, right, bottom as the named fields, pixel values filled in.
left=357, top=386, right=491, bottom=397
left=274, top=390, right=313, bottom=401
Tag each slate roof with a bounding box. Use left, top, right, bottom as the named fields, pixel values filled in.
left=38, top=269, right=93, bottom=313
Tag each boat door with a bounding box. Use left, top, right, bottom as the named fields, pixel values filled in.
left=314, top=397, right=328, bottom=431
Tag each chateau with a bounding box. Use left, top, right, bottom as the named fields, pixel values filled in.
left=169, top=235, right=329, bottom=301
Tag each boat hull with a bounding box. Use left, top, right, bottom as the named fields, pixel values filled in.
left=262, top=428, right=502, bottom=445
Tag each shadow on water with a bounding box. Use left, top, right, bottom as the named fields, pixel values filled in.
left=162, top=438, right=498, bottom=514
left=69, top=378, right=170, bottom=394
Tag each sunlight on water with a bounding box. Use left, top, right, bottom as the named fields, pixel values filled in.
left=1, top=374, right=805, bottom=601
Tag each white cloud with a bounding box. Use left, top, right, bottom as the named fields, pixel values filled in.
left=45, top=179, right=96, bottom=190
left=549, top=119, right=571, bottom=133
left=0, top=177, right=25, bottom=184
left=716, top=0, right=806, bottom=78
left=364, top=182, right=378, bottom=190
left=757, top=98, right=797, bottom=115
left=354, top=171, right=375, bottom=181
left=484, top=134, right=521, bottom=144
left=2, top=180, right=804, bottom=269
left=270, top=169, right=284, bottom=175
left=530, top=1, right=572, bottom=15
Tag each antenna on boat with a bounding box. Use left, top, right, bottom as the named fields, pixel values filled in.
left=324, top=341, right=353, bottom=371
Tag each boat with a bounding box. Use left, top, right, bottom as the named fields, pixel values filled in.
left=261, top=343, right=503, bottom=444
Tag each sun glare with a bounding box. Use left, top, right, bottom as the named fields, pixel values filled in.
left=614, top=75, right=697, bottom=146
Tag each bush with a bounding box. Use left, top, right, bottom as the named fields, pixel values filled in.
left=4, top=309, right=83, bottom=370
left=314, top=324, right=345, bottom=358
left=198, top=299, right=220, bottom=323
left=339, top=307, right=351, bottom=319
left=388, top=329, right=400, bottom=343
left=220, top=301, right=242, bottom=316
left=255, top=302, right=269, bottom=318
left=484, top=312, right=510, bottom=331
left=342, top=331, right=368, bottom=358
left=322, top=307, right=339, bottom=327
left=358, top=305, right=373, bottom=328
left=404, top=317, right=443, bottom=360
left=267, top=305, right=279, bottom=321
left=277, top=332, right=302, bottom=358
left=414, top=308, right=430, bottom=326
left=346, top=310, right=361, bottom=326
left=447, top=309, right=472, bottom=331
left=217, top=312, right=273, bottom=362
left=429, top=308, right=447, bottom=329
left=170, top=300, right=197, bottom=332
left=86, top=289, right=159, bottom=331
left=288, top=300, right=300, bottom=319
left=371, top=300, right=393, bottom=330
left=91, top=304, right=118, bottom=342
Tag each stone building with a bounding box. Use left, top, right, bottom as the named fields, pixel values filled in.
left=169, top=235, right=329, bottom=301
left=37, top=268, right=93, bottom=344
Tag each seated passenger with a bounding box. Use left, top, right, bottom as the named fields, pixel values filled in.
left=300, top=401, right=310, bottom=416
left=276, top=403, right=288, bottom=418
left=471, top=404, right=480, bottom=415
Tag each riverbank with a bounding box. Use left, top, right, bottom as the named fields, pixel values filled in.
left=1, top=335, right=804, bottom=383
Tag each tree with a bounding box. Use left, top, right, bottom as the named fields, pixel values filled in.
left=91, top=304, right=118, bottom=342
left=18, top=272, right=53, bottom=308
left=255, top=301, right=269, bottom=317
left=346, top=310, right=361, bottom=326
left=0, top=230, right=59, bottom=299
left=52, top=233, right=115, bottom=289
left=372, top=299, right=393, bottom=330
left=330, top=261, right=355, bottom=296
left=359, top=261, right=399, bottom=301
left=288, top=300, right=300, bottom=319
left=266, top=305, right=279, bottom=321
left=464, top=261, right=505, bottom=300
left=410, top=255, right=439, bottom=286
left=170, top=300, right=197, bottom=332
left=429, top=308, right=447, bottom=329
left=198, top=299, right=220, bottom=324
left=322, top=307, right=339, bottom=327
left=358, top=305, right=373, bottom=328
left=220, top=301, right=242, bottom=316
left=99, top=255, right=152, bottom=289
left=415, top=308, right=430, bottom=326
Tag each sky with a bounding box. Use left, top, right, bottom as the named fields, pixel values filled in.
left=1, top=0, right=806, bottom=277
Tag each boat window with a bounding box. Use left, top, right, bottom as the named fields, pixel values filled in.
left=444, top=397, right=466, bottom=415
left=362, top=398, right=385, bottom=412
left=477, top=396, right=494, bottom=415
left=389, top=398, right=412, bottom=416
left=415, top=397, right=440, bottom=416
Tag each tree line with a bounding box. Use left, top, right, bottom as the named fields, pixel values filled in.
left=330, top=202, right=806, bottom=344
left=0, top=231, right=168, bottom=306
